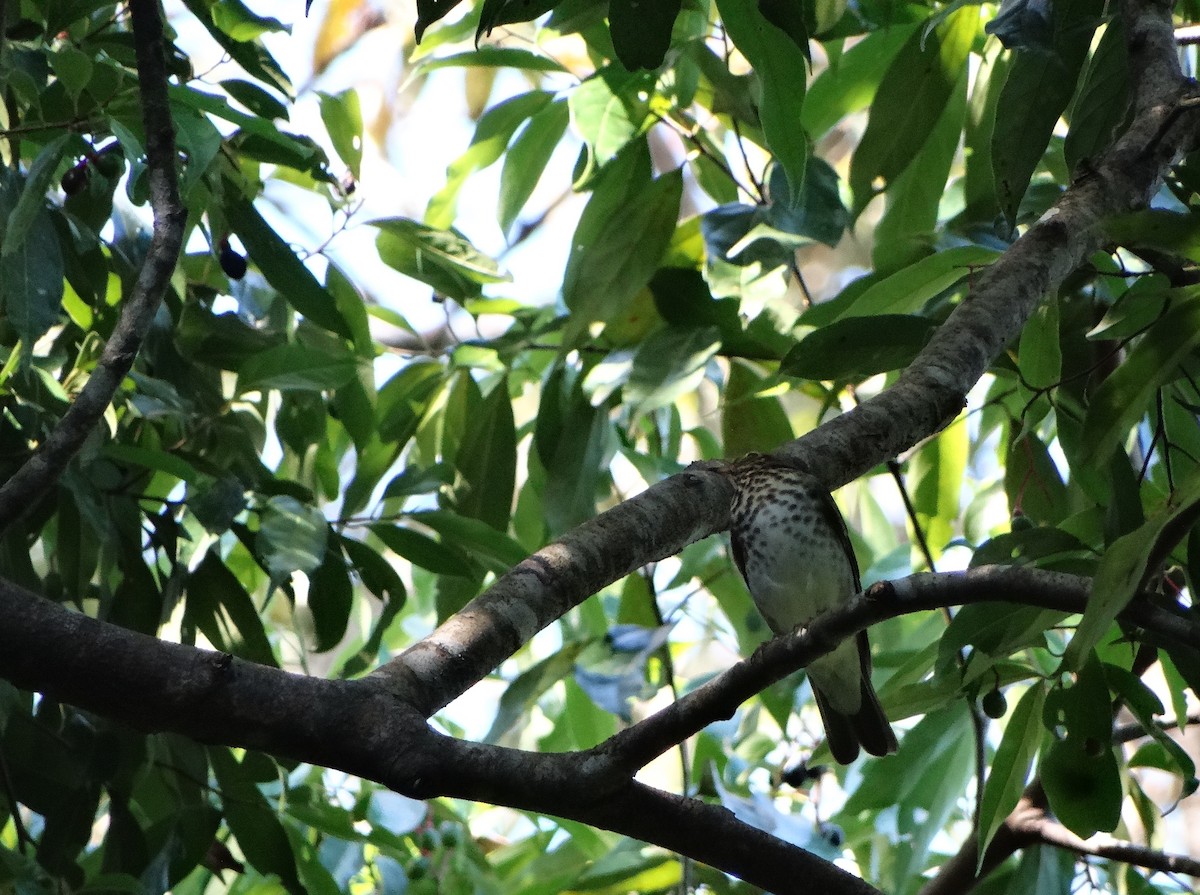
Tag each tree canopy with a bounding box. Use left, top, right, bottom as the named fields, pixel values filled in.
left=1, top=0, right=1200, bottom=893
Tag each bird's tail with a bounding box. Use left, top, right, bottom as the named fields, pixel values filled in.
left=813, top=679, right=897, bottom=764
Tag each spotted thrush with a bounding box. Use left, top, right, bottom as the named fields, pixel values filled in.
left=727, top=454, right=897, bottom=763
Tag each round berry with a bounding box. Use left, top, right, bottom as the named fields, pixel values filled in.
left=61, top=161, right=89, bottom=196
left=981, top=688, right=1007, bottom=719
left=219, top=241, right=248, bottom=280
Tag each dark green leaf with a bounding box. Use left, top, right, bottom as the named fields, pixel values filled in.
left=237, top=344, right=358, bottom=394
left=209, top=748, right=304, bottom=895
left=991, top=0, right=1105, bottom=226
left=184, top=551, right=277, bottom=665
left=369, top=524, right=475, bottom=576
left=373, top=217, right=509, bottom=301
left=221, top=78, right=288, bottom=120
left=562, top=153, right=682, bottom=338
left=722, top=359, right=792, bottom=457
left=225, top=188, right=351, bottom=337
left=1063, top=18, right=1129, bottom=170
left=308, top=533, right=353, bottom=652
left=257, top=495, right=328, bottom=582
left=1078, top=291, right=1200, bottom=469
left=714, top=0, right=809, bottom=200
left=449, top=377, right=516, bottom=530
left=3, top=134, right=70, bottom=256
left=609, top=0, right=681, bottom=70
left=849, top=7, right=974, bottom=210
left=782, top=314, right=937, bottom=380
left=977, top=683, right=1046, bottom=862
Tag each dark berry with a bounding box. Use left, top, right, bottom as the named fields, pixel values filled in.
left=61, top=161, right=89, bottom=196
left=981, top=688, right=1007, bottom=719
left=782, top=760, right=827, bottom=787
left=219, top=241, right=248, bottom=280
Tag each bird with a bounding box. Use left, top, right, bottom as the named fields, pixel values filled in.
left=726, top=454, right=897, bottom=764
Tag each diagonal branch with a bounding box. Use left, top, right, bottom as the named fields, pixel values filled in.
left=0, top=0, right=185, bottom=535
left=2, top=566, right=1195, bottom=892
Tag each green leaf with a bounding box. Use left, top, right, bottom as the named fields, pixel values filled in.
left=209, top=748, right=304, bottom=895
left=449, top=377, right=516, bottom=530
left=224, top=188, right=351, bottom=337
left=991, top=0, right=1105, bottom=226
left=562, top=153, right=682, bottom=339
left=1004, top=845, right=1074, bottom=895
left=211, top=0, right=288, bottom=40
left=1018, top=292, right=1061, bottom=390
left=962, top=41, right=1012, bottom=222
left=782, top=314, right=938, bottom=380
left=318, top=89, right=364, bottom=179
left=1005, top=433, right=1068, bottom=525
left=569, top=67, right=656, bottom=167
left=977, top=683, right=1046, bottom=865
left=871, top=64, right=968, bottom=271
left=51, top=46, right=92, bottom=98
left=370, top=524, right=475, bottom=577
left=1104, top=210, right=1200, bottom=263
left=414, top=47, right=569, bottom=74
left=835, top=245, right=999, bottom=319
left=1042, top=657, right=1122, bottom=838
left=485, top=643, right=587, bottom=743
left=221, top=78, right=288, bottom=120
left=499, top=99, right=570, bottom=234
left=257, top=496, right=329, bottom=582
left=912, top=422, right=967, bottom=561
left=180, top=0, right=290, bottom=92
left=236, top=344, right=358, bottom=394
left=308, top=534, right=353, bottom=652
left=1063, top=18, right=1129, bottom=171
left=1078, top=291, right=1200, bottom=469
left=722, top=359, right=792, bottom=457
left=1065, top=466, right=1200, bottom=669
left=373, top=217, right=509, bottom=301
left=849, top=7, right=975, bottom=210
left=102, top=444, right=203, bottom=484
left=610, top=0, right=681, bottom=70
left=715, top=0, right=809, bottom=200
left=802, top=24, right=916, bottom=139
left=184, top=551, right=277, bottom=665
left=171, top=101, right=223, bottom=197
left=0, top=202, right=64, bottom=346
left=534, top=366, right=615, bottom=535
left=623, top=325, right=721, bottom=413
left=412, top=510, right=527, bottom=571
left=427, top=90, right=553, bottom=228
left=3, top=135, right=70, bottom=258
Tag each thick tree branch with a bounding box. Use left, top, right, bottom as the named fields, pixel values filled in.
left=2, top=568, right=1195, bottom=892
left=0, top=0, right=185, bottom=535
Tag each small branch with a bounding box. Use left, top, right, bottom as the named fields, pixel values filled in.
left=0, top=0, right=185, bottom=535
left=599, top=567, right=1196, bottom=774
left=921, top=778, right=1200, bottom=895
